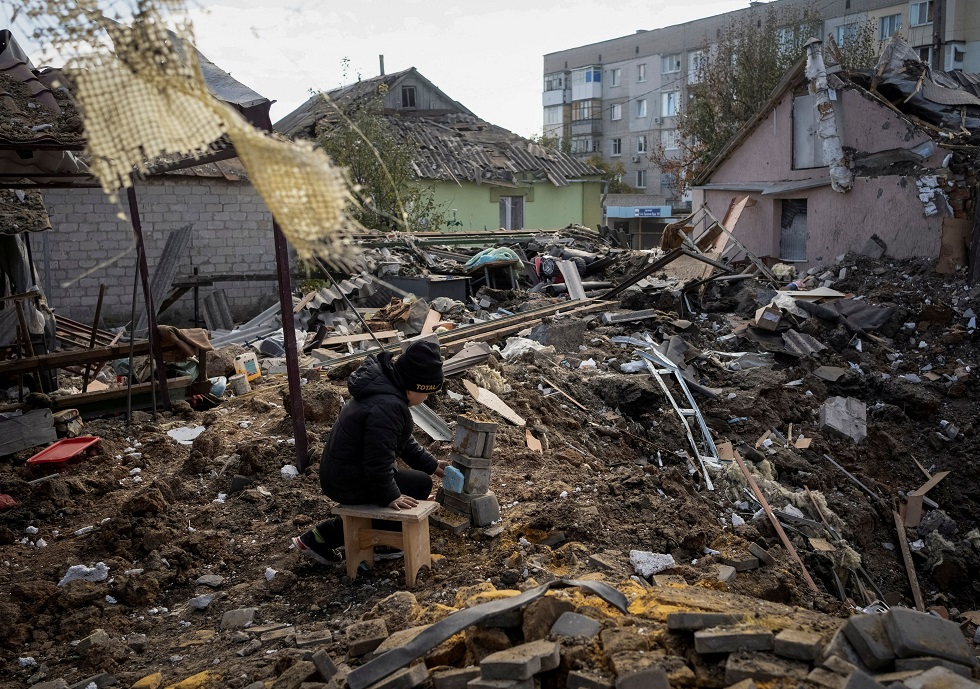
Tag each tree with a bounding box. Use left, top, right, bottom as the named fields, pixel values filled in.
left=583, top=154, right=637, bottom=194
left=827, top=18, right=883, bottom=72
left=670, top=5, right=822, bottom=183
left=315, top=83, right=446, bottom=233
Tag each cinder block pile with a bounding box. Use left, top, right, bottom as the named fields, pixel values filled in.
left=437, top=414, right=501, bottom=528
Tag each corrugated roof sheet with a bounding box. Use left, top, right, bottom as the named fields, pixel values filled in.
left=0, top=188, right=52, bottom=234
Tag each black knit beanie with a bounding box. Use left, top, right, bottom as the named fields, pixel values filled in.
left=394, top=340, right=444, bottom=393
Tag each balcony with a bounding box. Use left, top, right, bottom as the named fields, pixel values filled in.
left=542, top=89, right=565, bottom=107
left=571, top=119, right=602, bottom=136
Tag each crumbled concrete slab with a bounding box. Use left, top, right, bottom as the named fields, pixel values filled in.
left=819, top=396, right=867, bottom=443
left=894, top=656, right=973, bottom=678
left=220, top=607, right=257, bottom=631
left=883, top=607, right=974, bottom=666
left=629, top=550, right=676, bottom=577
left=346, top=618, right=388, bottom=657
left=724, top=651, right=809, bottom=684
left=774, top=628, right=823, bottom=661
left=841, top=614, right=895, bottom=670
left=551, top=611, right=602, bottom=639
left=694, top=626, right=775, bottom=654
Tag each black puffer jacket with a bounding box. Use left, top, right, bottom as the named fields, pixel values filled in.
left=319, top=352, right=437, bottom=506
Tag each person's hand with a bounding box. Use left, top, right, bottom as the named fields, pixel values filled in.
left=389, top=495, right=418, bottom=510
left=434, top=460, right=449, bottom=478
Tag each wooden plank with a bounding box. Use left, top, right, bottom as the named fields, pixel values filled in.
left=809, top=537, right=836, bottom=552
left=539, top=376, right=588, bottom=412
left=910, top=455, right=932, bottom=481
left=893, top=510, right=926, bottom=612
left=910, top=470, right=950, bottom=497
left=332, top=501, right=438, bottom=522
left=734, top=453, right=819, bottom=593
left=463, top=379, right=526, bottom=426
left=321, top=330, right=400, bottom=346
left=420, top=310, right=442, bottom=336
left=293, top=290, right=319, bottom=314
left=903, top=493, right=924, bottom=527
left=0, top=341, right=154, bottom=377
left=526, top=430, right=542, bottom=453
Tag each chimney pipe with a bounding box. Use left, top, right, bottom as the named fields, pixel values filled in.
left=379, top=55, right=385, bottom=76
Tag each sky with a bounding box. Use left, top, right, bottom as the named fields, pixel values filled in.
left=5, top=0, right=753, bottom=138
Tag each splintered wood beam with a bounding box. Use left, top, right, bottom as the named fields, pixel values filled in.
left=892, top=510, right=926, bottom=612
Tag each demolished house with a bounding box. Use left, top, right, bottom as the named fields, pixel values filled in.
left=275, top=67, right=605, bottom=232
left=692, top=36, right=980, bottom=274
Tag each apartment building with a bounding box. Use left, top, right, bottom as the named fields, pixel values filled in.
left=543, top=0, right=979, bottom=214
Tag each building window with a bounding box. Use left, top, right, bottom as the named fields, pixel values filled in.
left=636, top=99, right=647, bottom=118
left=948, top=45, right=966, bottom=69
left=662, top=53, right=681, bottom=73
left=585, top=68, right=602, bottom=83
left=661, top=129, right=679, bottom=150
left=544, top=73, right=564, bottom=91
left=661, top=172, right=677, bottom=196
left=611, top=138, right=622, bottom=156
left=910, top=1, right=933, bottom=26
left=610, top=68, right=621, bottom=86
left=662, top=91, right=679, bottom=117
left=570, top=138, right=590, bottom=154
left=836, top=23, right=859, bottom=45
left=401, top=86, right=416, bottom=108
left=610, top=103, right=622, bottom=121
left=879, top=13, right=902, bottom=39
left=636, top=135, right=648, bottom=153
left=636, top=170, right=647, bottom=189
left=777, top=26, right=795, bottom=52
left=543, top=106, right=563, bottom=126
left=571, top=99, right=600, bottom=121
left=916, top=45, right=932, bottom=63
left=688, top=49, right=705, bottom=84
left=637, top=63, right=647, bottom=82
left=499, top=196, right=525, bottom=231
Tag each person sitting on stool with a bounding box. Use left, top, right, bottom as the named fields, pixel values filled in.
left=292, top=340, right=447, bottom=564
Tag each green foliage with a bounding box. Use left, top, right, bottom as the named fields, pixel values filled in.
left=679, top=5, right=822, bottom=181
left=315, top=82, right=447, bottom=232
left=531, top=132, right=571, bottom=154
left=583, top=154, right=637, bottom=194
left=827, top=18, right=883, bottom=72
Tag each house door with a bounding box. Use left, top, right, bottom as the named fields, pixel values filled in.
left=499, top=196, right=524, bottom=230
left=779, top=199, right=807, bottom=262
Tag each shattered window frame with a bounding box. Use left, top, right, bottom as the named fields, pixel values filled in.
left=879, top=13, right=902, bottom=40
left=401, top=86, right=416, bottom=109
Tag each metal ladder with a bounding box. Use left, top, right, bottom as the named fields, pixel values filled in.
left=635, top=346, right=720, bottom=490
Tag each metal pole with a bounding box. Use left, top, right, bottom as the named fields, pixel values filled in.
left=272, top=220, right=309, bottom=469
left=81, top=283, right=106, bottom=392
left=126, top=186, right=171, bottom=409
left=931, top=0, right=946, bottom=71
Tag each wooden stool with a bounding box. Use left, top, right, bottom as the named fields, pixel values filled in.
left=332, top=501, right=439, bottom=588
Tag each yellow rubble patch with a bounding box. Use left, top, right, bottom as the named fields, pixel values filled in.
left=178, top=630, right=215, bottom=647
left=462, top=589, right=522, bottom=609
left=131, top=673, right=163, bottom=689
left=163, top=670, right=221, bottom=689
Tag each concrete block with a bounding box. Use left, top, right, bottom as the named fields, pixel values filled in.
left=842, top=670, right=886, bottom=689
left=894, top=656, right=973, bottom=678
left=311, top=649, right=337, bottom=681
left=629, top=550, right=675, bottom=577
left=451, top=451, right=492, bottom=470
left=774, top=628, right=823, bottom=661
left=271, top=660, right=317, bottom=688
left=471, top=492, right=500, bottom=526
left=614, top=665, right=670, bottom=689
left=719, top=554, right=760, bottom=572
left=453, top=425, right=487, bottom=457
left=694, top=626, right=775, bottom=654
left=724, top=651, right=809, bottom=685
left=819, top=396, right=867, bottom=443
left=220, top=607, right=257, bottom=631
left=883, top=607, right=974, bottom=666
left=551, top=612, right=603, bottom=639
left=821, top=655, right=859, bottom=676
left=432, top=666, right=480, bottom=689
left=482, top=430, right=496, bottom=459
left=480, top=639, right=559, bottom=680
left=461, top=466, right=492, bottom=495
left=457, top=414, right=497, bottom=433
left=467, top=678, right=532, bottom=689
left=441, top=488, right=474, bottom=515
left=566, top=670, right=614, bottom=689
left=366, top=662, right=428, bottom=689
left=666, top=612, right=740, bottom=631
left=842, top=614, right=895, bottom=670
left=807, top=668, right=846, bottom=689
left=716, top=565, right=737, bottom=583
left=431, top=509, right=470, bottom=533
left=747, top=543, right=775, bottom=566
left=902, top=666, right=979, bottom=689
left=346, top=618, right=388, bottom=657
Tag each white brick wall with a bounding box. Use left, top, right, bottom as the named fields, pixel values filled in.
left=40, top=178, right=286, bottom=327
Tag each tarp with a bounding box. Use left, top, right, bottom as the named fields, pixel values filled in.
left=795, top=298, right=895, bottom=335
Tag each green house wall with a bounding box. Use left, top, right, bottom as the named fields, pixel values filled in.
left=420, top=180, right=603, bottom=232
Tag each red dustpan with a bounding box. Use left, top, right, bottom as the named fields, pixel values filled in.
left=26, top=436, right=100, bottom=465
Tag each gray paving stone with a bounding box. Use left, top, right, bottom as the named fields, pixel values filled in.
left=471, top=492, right=500, bottom=526
left=666, top=612, right=740, bottom=631
left=747, top=543, right=775, bottom=566
left=724, top=651, right=809, bottom=685
left=467, top=678, right=532, bottom=689
left=551, top=611, right=602, bottom=639
left=566, top=670, right=614, bottom=689
left=67, top=674, right=116, bottom=689
left=614, top=665, right=670, bottom=689
left=296, top=629, right=333, bottom=649
left=220, top=607, right=258, bottom=631
left=271, top=660, right=317, bottom=689
left=717, top=565, right=737, bottom=583
left=724, top=681, right=757, bottom=689
left=894, top=656, right=973, bottom=678
left=311, top=649, right=338, bottom=681
left=719, top=554, right=760, bottom=572
left=842, top=614, right=896, bottom=670
left=807, top=668, right=846, bottom=689
left=366, top=662, right=428, bottom=689
left=902, top=666, right=980, bottom=689
left=774, top=628, right=823, bottom=661
left=196, top=574, right=225, bottom=588
left=842, top=669, right=886, bottom=689
left=694, top=626, right=774, bottom=654
left=883, top=607, right=974, bottom=666
left=432, top=666, right=480, bottom=689
left=480, top=639, right=559, bottom=680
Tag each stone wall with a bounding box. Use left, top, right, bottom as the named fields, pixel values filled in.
left=38, top=177, right=283, bottom=327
